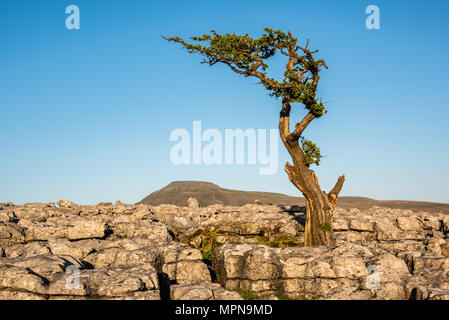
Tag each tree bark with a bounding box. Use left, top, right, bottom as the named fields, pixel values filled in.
left=279, top=98, right=345, bottom=247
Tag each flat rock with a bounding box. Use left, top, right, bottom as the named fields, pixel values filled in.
left=20, top=217, right=107, bottom=241
left=171, top=282, right=243, bottom=300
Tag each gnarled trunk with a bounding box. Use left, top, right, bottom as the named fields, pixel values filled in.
left=279, top=98, right=344, bottom=247
left=304, top=196, right=334, bottom=246
left=166, top=28, right=342, bottom=246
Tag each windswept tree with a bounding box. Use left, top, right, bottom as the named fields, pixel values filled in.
left=164, top=28, right=345, bottom=246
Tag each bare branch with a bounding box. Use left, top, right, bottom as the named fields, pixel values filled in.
left=217, top=60, right=248, bottom=76
left=291, top=112, right=315, bottom=141
left=328, top=175, right=346, bottom=204
left=284, top=162, right=305, bottom=194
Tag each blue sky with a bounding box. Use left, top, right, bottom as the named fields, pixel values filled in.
left=1, top=0, right=448, bottom=204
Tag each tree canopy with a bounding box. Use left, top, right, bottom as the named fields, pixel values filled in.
left=163, top=28, right=327, bottom=167
left=165, top=28, right=345, bottom=246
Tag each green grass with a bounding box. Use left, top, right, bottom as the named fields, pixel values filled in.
left=232, top=289, right=308, bottom=300
left=274, top=293, right=308, bottom=300
left=256, top=234, right=303, bottom=248
left=201, top=250, right=214, bottom=265
left=232, top=289, right=263, bottom=300
left=194, top=229, right=240, bottom=266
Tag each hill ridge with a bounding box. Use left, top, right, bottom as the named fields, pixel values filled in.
left=138, top=181, right=449, bottom=214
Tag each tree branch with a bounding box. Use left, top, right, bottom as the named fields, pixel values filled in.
left=279, top=97, right=292, bottom=138
left=215, top=59, right=248, bottom=76
left=291, top=112, right=315, bottom=141
left=328, top=175, right=346, bottom=204
left=284, top=162, right=305, bottom=194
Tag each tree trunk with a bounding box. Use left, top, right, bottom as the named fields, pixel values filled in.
left=279, top=98, right=344, bottom=247
left=304, top=196, right=334, bottom=246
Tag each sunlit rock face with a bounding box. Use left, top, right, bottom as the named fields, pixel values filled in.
left=0, top=200, right=448, bottom=300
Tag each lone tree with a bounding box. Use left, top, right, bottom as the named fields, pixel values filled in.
left=164, top=28, right=345, bottom=246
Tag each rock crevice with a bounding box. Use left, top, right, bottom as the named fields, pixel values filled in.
left=0, top=201, right=448, bottom=300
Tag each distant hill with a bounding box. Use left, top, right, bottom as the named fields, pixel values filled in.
left=138, top=181, right=449, bottom=214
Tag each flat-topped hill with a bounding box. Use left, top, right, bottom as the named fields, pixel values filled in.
left=138, top=181, right=449, bottom=214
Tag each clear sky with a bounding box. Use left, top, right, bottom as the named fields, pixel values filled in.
left=1, top=0, right=448, bottom=204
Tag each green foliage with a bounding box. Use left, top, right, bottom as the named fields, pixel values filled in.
left=164, top=28, right=328, bottom=116
left=232, top=289, right=308, bottom=300
left=165, top=28, right=332, bottom=168
left=201, top=250, right=214, bottom=264
left=257, top=234, right=303, bottom=248
left=300, top=137, right=322, bottom=167
left=274, top=293, right=308, bottom=300
left=319, top=222, right=332, bottom=232
left=195, top=228, right=304, bottom=257
left=215, top=271, right=223, bottom=284
left=195, top=229, right=239, bottom=266
left=233, top=289, right=262, bottom=300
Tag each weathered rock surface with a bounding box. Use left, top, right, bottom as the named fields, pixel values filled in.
left=0, top=200, right=447, bottom=300
left=0, top=202, right=215, bottom=300
left=187, top=197, right=200, bottom=210
left=213, top=243, right=409, bottom=299
left=171, top=282, right=243, bottom=300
